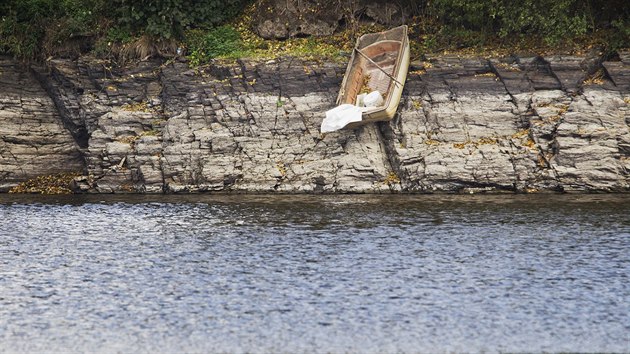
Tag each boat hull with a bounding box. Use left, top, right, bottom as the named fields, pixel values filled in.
left=336, top=25, right=410, bottom=129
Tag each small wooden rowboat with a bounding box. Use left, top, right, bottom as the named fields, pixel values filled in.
left=336, top=25, right=410, bottom=128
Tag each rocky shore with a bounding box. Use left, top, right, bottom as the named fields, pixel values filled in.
left=0, top=51, right=628, bottom=193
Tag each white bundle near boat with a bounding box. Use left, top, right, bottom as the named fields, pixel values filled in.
left=321, top=90, right=384, bottom=133
left=321, top=104, right=363, bottom=133
left=363, top=90, right=384, bottom=107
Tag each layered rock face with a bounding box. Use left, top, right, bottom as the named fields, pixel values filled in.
left=0, top=51, right=628, bottom=193
left=390, top=54, right=630, bottom=192
left=0, top=57, right=84, bottom=192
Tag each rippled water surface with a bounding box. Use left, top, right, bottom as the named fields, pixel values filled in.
left=1, top=194, right=629, bottom=353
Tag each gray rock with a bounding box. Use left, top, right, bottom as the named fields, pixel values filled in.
left=0, top=56, right=84, bottom=191
left=1, top=49, right=628, bottom=194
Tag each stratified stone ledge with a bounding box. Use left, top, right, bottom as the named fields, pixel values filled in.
left=1, top=51, right=628, bottom=193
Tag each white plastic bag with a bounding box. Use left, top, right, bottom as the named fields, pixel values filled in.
left=356, top=93, right=367, bottom=107
left=363, top=90, right=383, bottom=107
left=321, top=104, right=363, bottom=133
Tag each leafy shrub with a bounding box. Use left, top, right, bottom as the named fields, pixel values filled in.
left=185, top=25, right=245, bottom=65
left=428, top=0, right=629, bottom=45
left=0, top=0, right=105, bottom=59
left=431, top=0, right=590, bottom=44
left=92, top=27, right=135, bottom=58
left=113, top=0, right=248, bottom=39
left=0, top=0, right=248, bottom=60
left=1, top=0, right=50, bottom=58
left=609, top=19, right=630, bottom=52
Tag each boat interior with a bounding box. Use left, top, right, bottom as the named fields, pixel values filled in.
left=338, top=26, right=406, bottom=110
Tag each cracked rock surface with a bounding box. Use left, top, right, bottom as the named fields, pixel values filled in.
left=0, top=57, right=83, bottom=192
left=0, top=51, right=628, bottom=193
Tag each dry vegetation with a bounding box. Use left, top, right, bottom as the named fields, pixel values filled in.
left=9, top=172, right=80, bottom=194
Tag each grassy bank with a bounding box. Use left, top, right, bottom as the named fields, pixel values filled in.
left=1, top=0, right=627, bottom=64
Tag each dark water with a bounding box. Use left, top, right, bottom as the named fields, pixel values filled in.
left=0, top=194, right=629, bottom=353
